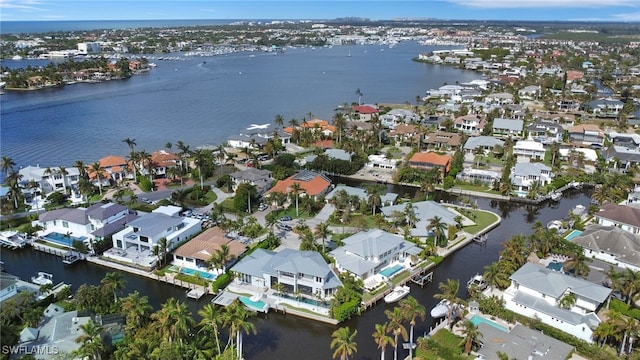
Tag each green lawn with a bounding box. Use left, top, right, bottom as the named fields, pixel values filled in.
left=459, top=209, right=500, bottom=235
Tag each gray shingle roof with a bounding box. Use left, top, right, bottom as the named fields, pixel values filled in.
left=464, top=136, right=504, bottom=150
left=86, top=202, right=129, bottom=221
left=512, top=292, right=602, bottom=328
left=493, top=118, right=524, bottom=131
left=572, top=224, right=640, bottom=267
left=39, top=207, right=88, bottom=225
left=127, top=213, right=184, bottom=238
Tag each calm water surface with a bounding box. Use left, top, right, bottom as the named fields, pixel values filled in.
left=1, top=190, right=591, bottom=359
left=1, top=41, right=477, bottom=168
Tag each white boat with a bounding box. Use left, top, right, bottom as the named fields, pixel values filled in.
left=430, top=299, right=450, bottom=318
left=384, top=285, right=410, bottom=303
left=31, top=272, right=53, bottom=286
left=467, top=274, right=488, bottom=291
left=550, top=192, right=562, bottom=201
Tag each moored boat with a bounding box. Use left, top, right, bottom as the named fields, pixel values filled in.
left=62, top=251, right=84, bottom=265
left=31, top=272, right=53, bottom=286
left=384, top=285, right=410, bottom=303
left=550, top=192, right=562, bottom=201
left=467, top=274, right=488, bottom=292
left=430, top=299, right=450, bottom=318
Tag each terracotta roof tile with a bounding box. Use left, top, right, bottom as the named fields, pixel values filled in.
left=173, top=227, right=247, bottom=261
left=266, top=171, right=331, bottom=197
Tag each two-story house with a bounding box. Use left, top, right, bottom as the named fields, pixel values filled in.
left=568, top=124, right=605, bottom=147
left=265, top=170, right=332, bottom=201
left=229, top=168, right=273, bottom=195
left=423, top=131, right=462, bottom=151
left=407, top=152, right=452, bottom=176
left=231, top=248, right=342, bottom=300
left=111, top=205, right=201, bottom=256
left=329, top=229, right=420, bottom=281
left=503, top=263, right=611, bottom=343
left=513, top=140, right=546, bottom=160
left=463, top=136, right=504, bottom=155
left=509, top=162, right=553, bottom=196
left=527, top=121, right=563, bottom=144
left=37, top=202, right=138, bottom=246
left=492, top=118, right=524, bottom=138
left=18, top=165, right=80, bottom=200
left=454, top=115, right=486, bottom=135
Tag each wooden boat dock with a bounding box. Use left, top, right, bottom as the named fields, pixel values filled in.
left=410, top=270, right=433, bottom=287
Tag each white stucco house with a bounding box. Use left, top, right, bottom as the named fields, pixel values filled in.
left=503, top=263, right=611, bottom=343
left=595, top=204, right=640, bottom=235
left=513, top=140, right=546, bottom=160
left=570, top=225, right=640, bottom=272
left=111, top=205, right=201, bottom=255
left=509, top=162, right=553, bottom=196
left=18, top=165, right=81, bottom=201
left=329, top=229, right=420, bottom=281
left=36, top=202, right=138, bottom=246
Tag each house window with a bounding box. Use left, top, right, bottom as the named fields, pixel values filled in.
left=140, top=236, right=149, bottom=243
left=62, top=221, right=69, bottom=228
left=316, top=277, right=322, bottom=283
left=116, top=240, right=122, bottom=248
left=298, top=273, right=304, bottom=278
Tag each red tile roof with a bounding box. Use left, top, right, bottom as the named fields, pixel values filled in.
left=266, top=171, right=331, bottom=197
left=173, top=227, right=247, bottom=261
left=353, top=105, right=379, bottom=114
left=408, top=152, right=452, bottom=172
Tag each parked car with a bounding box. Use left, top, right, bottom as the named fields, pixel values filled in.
left=258, top=203, right=268, bottom=211
left=280, top=215, right=292, bottom=221
left=278, top=223, right=292, bottom=231
left=182, top=209, right=193, bottom=217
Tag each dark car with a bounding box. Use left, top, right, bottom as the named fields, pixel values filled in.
left=280, top=215, right=292, bottom=221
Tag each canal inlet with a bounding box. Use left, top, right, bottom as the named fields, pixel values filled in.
left=0, top=189, right=592, bottom=359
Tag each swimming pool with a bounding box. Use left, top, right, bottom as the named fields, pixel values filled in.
left=379, top=264, right=404, bottom=278
left=564, top=229, right=583, bottom=241
left=42, top=232, right=87, bottom=247
left=171, top=266, right=216, bottom=280
left=469, top=315, right=509, bottom=333
left=547, top=261, right=564, bottom=272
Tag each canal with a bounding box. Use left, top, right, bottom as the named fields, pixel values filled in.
left=0, top=189, right=592, bottom=359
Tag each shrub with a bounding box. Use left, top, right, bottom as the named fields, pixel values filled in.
left=138, top=177, right=154, bottom=192
left=212, top=273, right=232, bottom=293
left=332, top=299, right=360, bottom=322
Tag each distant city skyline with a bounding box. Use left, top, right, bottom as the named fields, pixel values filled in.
left=1, top=0, right=639, bottom=22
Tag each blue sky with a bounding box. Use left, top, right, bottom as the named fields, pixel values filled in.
left=1, top=0, right=639, bottom=22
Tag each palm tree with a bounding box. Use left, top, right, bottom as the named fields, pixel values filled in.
left=366, top=184, right=384, bottom=215
left=5, top=170, right=24, bottom=209
left=122, top=138, right=137, bottom=182
left=74, top=318, right=104, bottom=360
left=290, top=182, right=302, bottom=217
left=120, top=291, right=152, bottom=334
left=385, top=307, right=408, bottom=360
left=330, top=326, right=358, bottom=360
left=224, top=299, right=257, bottom=360
left=198, top=303, right=223, bottom=355
left=1, top=155, right=16, bottom=177
left=459, top=320, right=482, bottom=355
left=101, top=272, right=126, bottom=303
left=355, top=88, right=363, bottom=105
left=90, top=162, right=103, bottom=195
left=373, top=322, right=395, bottom=360
left=152, top=298, right=194, bottom=344
left=434, top=279, right=462, bottom=325
left=399, top=296, right=426, bottom=360
left=274, top=114, right=284, bottom=128
left=314, top=222, right=332, bottom=253
left=427, top=216, right=447, bottom=247
left=192, top=149, right=211, bottom=190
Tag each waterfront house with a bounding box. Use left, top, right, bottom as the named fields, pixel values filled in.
left=93, top=155, right=133, bottom=183
left=456, top=168, right=500, bottom=186
left=492, top=118, right=524, bottom=138
left=36, top=202, right=138, bottom=247
left=329, top=229, right=420, bottom=281
left=366, top=154, right=400, bottom=170
left=230, top=248, right=342, bottom=300
left=485, top=92, right=514, bottom=105
left=352, top=105, right=379, bottom=122
left=518, top=85, right=541, bottom=100
left=423, top=131, right=462, bottom=151
left=503, top=262, right=610, bottom=343
left=380, top=200, right=473, bottom=240
left=229, top=168, right=273, bottom=195
left=509, top=163, right=553, bottom=196
left=568, top=124, right=604, bottom=147
left=147, top=150, right=181, bottom=178
left=0, top=273, right=19, bottom=303
left=463, top=136, right=504, bottom=155
left=595, top=203, right=640, bottom=235
left=18, top=165, right=80, bottom=199
left=407, top=152, right=452, bottom=176
left=111, top=205, right=201, bottom=261
left=326, top=185, right=398, bottom=207
left=570, top=225, right=640, bottom=272
left=16, top=307, right=93, bottom=359
left=265, top=170, right=332, bottom=201
left=172, top=227, right=247, bottom=274
left=513, top=140, right=546, bottom=160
